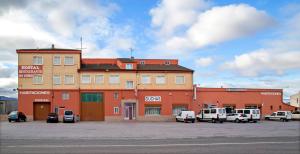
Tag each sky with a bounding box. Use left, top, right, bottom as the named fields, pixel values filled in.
left=0, top=0, right=299, bottom=99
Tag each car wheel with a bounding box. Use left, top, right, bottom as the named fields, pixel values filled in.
left=265, top=117, right=269, bottom=120
left=176, top=118, right=179, bottom=122
left=212, top=119, right=216, bottom=123
left=197, top=118, right=200, bottom=122
left=8, top=119, right=11, bottom=122
left=253, top=120, right=257, bottom=123
left=219, top=120, right=223, bottom=123
left=192, top=120, right=195, bottom=123
left=235, top=119, right=239, bottom=123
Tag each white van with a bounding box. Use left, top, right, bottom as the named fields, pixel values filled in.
left=265, top=111, right=292, bottom=122
left=176, top=111, right=196, bottom=123
left=234, top=109, right=260, bottom=123
left=196, top=108, right=226, bottom=123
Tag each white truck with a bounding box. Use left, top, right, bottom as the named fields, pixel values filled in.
left=175, top=111, right=196, bottom=123
left=234, top=109, right=260, bottom=123
left=264, top=111, right=292, bottom=122
left=196, top=108, right=226, bottom=123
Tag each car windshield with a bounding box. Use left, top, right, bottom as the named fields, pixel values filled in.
left=48, top=113, right=57, bottom=116
left=9, top=111, right=18, bottom=115
left=65, top=111, right=73, bottom=115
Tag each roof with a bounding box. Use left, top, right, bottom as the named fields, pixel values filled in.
left=137, top=64, right=193, bottom=72
left=79, top=64, right=193, bottom=72
left=0, top=96, right=17, bottom=101
left=117, top=58, right=135, bottom=63
left=16, top=48, right=81, bottom=54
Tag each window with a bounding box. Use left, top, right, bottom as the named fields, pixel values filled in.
left=140, top=61, right=145, bottom=64
left=270, top=105, right=273, bottom=110
left=244, top=110, right=250, bottom=114
left=279, top=105, right=282, bottom=110
left=126, top=81, right=134, bottom=89
left=33, top=56, right=43, bottom=65
left=277, top=112, right=285, bottom=116
left=114, top=107, right=119, bottom=114
left=141, top=75, right=151, bottom=84
left=53, top=75, right=61, bottom=85
left=95, top=75, right=104, bottom=84
left=204, top=110, right=210, bottom=114
left=62, top=92, right=70, bottom=100
left=53, top=56, right=61, bottom=65
left=125, top=64, right=133, bottom=69
left=145, top=106, right=161, bottom=116
left=113, top=92, right=119, bottom=99
left=237, top=110, right=243, bottom=114
left=33, top=75, right=43, bottom=84
left=109, top=75, right=119, bottom=84
left=81, top=75, right=91, bottom=84
left=172, top=106, right=187, bottom=115
left=81, top=93, right=103, bottom=102
left=64, top=56, right=74, bottom=65
left=175, top=76, right=185, bottom=84
left=211, top=109, right=216, bottom=113
left=165, top=61, right=170, bottom=65
left=156, top=75, right=166, bottom=84
left=64, top=75, right=74, bottom=84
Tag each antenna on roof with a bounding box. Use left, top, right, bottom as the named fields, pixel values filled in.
left=80, top=36, right=83, bottom=50
left=129, top=47, right=134, bottom=59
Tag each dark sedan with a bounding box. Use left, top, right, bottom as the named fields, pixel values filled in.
left=8, top=111, right=27, bottom=122
left=46, top=113, right=59, bottom=123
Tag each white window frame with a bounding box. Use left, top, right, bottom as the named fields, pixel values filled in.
left=109, top=75, right=120, bottom=84
left=32, top=75, right=43, bottom=84
left=145, top=107, right=161, bottom=116
left=62, top=92, right=70, bottom=100
left=175, top=75, right=185, bottom=84
left=64, top=75, right=74, bottom=85
left=125, top=64, right=133, bottom=69
left=126, top=80, right=134, bottom=89
left=165, top=61, right=170, bottom=65
left=155, top=75, right=166, bottom=85
left=140, top=61, right=145, bottom=64
left=53, top=75, right=61, bottom=85
left=81, top=74, right=91, bottom=84
left=53, top=56, right=61, bottom=65
left=141, top=75, right=151, bottom=84
left=113, top=92, right=119, bottom=99
left=33, top=56, right=43, bottom=65
left=114, top=107, right=119, bottom=114
left=64, top=56, right=74, bottom=65
left=95, top=74, right=104, bottom=84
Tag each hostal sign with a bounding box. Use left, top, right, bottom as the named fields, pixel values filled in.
left=18, top=65, right=43, bottom=78
left=145, top=96, right=161, bottom=102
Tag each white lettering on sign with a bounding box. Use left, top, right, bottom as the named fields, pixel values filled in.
left=34, top=99, right=50, bottom=102
left=260, top=92, right=281, bottom=95
left=20, top=91, right=51, bottom=95
left=145, top=96, right=161, bottom=102
left=18, top=65, right=43, bottom=78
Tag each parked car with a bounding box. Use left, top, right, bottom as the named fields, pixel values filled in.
left=234, top=109, right=260, bottom=123
left=226, top=113, right=248, bottom=123
left=265, top=111, right=292, bottom=122
left=47, top=112, right=59, bottom=123
left=8, top=111, right=27, bottom=122
left=291, top=111, right=300, bottom=120
left=175, top=111, right=195, bottom=123
left=63, top=110, right=75, bottom=123
left=196, top=108, right=226, bottom=123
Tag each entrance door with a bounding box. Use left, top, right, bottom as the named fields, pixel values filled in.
left=124, top=103, right=136, bottom=120
left=34, top=102, right=50, bottom=120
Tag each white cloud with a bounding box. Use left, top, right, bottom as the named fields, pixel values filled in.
left=195, top=57, right=213, bottom=67
left=150, top=0, right=208, bottom=37
left=160, top=4, right=274, bottom=52
left=223, top=12, right=300, bottom=77
left=0, top=0, right=134, bottom=97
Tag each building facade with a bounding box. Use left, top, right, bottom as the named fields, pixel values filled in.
left=17, top=48, right=295, bottom=121
left=0, top=96, right=18, bottom=114
left=290, top=92, right=300, bottom=111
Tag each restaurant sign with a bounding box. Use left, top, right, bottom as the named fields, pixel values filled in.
left=18, top=65, right=43, bottom=78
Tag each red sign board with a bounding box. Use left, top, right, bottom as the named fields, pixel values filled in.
left=18, top=65, right=43, bottom=78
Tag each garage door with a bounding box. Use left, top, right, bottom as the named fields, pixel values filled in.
left=80, top=93, right=104, bottom=121
left=34, top=102, right=50, bottom=120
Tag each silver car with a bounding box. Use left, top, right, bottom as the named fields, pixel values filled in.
left=63, top=110, right=75, bottom=123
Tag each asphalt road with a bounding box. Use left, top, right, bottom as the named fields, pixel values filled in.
left=1, top=137, right=300, bottom=154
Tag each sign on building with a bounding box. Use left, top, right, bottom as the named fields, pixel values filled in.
left=18, top=65, right=43, bottom=78
left=145, top=96, right=161, bottom=102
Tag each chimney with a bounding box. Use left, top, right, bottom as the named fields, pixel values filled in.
left=51, top=44, right=55, bottom=49
left=130, top=56, right=134, bottom=59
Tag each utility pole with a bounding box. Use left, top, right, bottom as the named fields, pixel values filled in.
left=80, top=36, right=83, bottom=51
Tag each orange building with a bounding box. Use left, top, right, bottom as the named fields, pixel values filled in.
left=16, top=47, right=294, bottom=121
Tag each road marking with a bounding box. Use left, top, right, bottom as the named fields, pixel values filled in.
left=3, top=141, right=299, bottom=148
